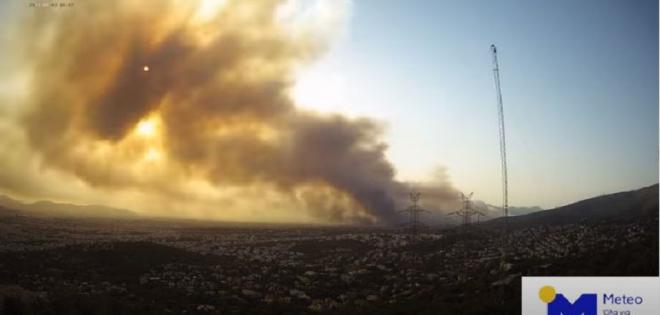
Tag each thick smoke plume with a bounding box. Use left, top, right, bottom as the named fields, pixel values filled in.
left=1, top=0, right=459, bottom=224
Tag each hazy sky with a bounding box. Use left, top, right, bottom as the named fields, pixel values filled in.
left=0, top=0, right=657, bottom=223
left=294, top=0, right=659, bottom=208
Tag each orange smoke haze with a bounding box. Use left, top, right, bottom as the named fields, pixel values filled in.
left=0, top=0, right=459, bottom=224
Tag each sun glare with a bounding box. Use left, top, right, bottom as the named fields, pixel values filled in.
left=135, top=118, right=157, bottom=138
left=292, top=68, right=347, bottom=113
left=194, top=0, right=228, bottom=22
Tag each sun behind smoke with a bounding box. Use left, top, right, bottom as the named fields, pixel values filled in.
left=0, top=0, right=459, bottom=224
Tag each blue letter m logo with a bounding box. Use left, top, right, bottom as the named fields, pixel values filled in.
left=548, top=293, right=597, bottom=315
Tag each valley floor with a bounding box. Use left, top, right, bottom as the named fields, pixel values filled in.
left=0, top=214, right=657, bottom=314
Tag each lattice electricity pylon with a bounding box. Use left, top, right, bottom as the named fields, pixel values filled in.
left=399, top=191, right=428, bottom=237
left=474, top=210, right=488, bottom=224
left=447, top=192, right=485, bottom=226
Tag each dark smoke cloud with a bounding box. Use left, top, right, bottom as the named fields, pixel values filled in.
left=5, top=0, right=459, bottom=224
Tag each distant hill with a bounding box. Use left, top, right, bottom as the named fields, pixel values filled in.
left=485, top=184, right=659, bottom=228
left=0, top=195, right=138, bottom=218
left=471, top=200, right=543, bottom=218
left=425, top=202, right=543, bottom=226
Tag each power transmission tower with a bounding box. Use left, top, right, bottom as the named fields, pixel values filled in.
left=475, top=211, right=487, bottom=224
left=491, top=44, right=509, bottom=219
left=400, top=191, right=428, bottom=238
left=448, top=192, right=485, bottom=226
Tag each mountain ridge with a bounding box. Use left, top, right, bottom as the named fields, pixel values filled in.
left=484, top=184, right=659, bottom=228
left=0, top=194, right=137, bottom=218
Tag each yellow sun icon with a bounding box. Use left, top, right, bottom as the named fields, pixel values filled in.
left=539, top=285, right=557, bottom=304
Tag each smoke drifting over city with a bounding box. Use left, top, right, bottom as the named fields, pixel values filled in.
left=0, top=0, right=459, bottom=223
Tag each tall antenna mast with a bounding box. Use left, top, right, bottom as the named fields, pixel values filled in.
left=490, top=44, right=509, bottom=219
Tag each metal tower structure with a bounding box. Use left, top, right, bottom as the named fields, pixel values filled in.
left=400, top=191, right=427, bottom=237
left=448, top=192, right=485, bottom=226
left=475, top=211, right=487, bottom=224
left=490, top=44, right=509, bottom=219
